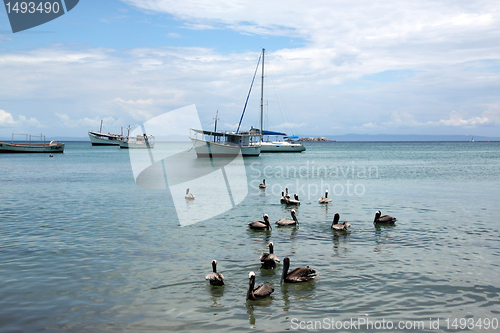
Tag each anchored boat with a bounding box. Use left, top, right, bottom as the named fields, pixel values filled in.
left=0, top=133, right=64, bottom=153
left=250, top=49, right=305, bottom=153
left=190, top=128, right=261, bottom=157
left=88, top=120, right=122, bottom=146
left=119, top=134, right=155, bottom=149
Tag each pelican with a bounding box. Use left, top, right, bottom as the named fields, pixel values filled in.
left=319, top=189, right=332, bottom=203
left=249, top=214, right=272, bottom=230
left=374, top=210, right=397, bottom=224
left=260, top=242, right=280, bottom=269
left=205, top=260, right=224, bottom=286
left=275, top=209, right=298, bottom=227
left=259, top=179, right=266, bottom=189
left=185, top=188, right=195, bottom=200
left=280, top=257, right=319, bottom=284
left=331, top=213, right=351, bottom=231
left=280, top=191, right=287, bottom=204
left=247, top=271, right=274, bottom=300
left=286, top=194, right=300, bottom=205
left=285, top=187, right=291, bottom=199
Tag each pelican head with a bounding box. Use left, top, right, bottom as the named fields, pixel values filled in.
left=332, top=213, right=340, bottom=225
left=291, top=209, right=298, bottom=224
left=263, top=214, right=272, bottom=229
left=280, top=257, right=291, bottom=284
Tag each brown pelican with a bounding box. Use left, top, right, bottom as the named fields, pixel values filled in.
left=259, top=179, right=266, bottom=189
left=275, top=209, right=298, bottom=227
left=205, top=260, right=224, bottom=286
left=260, top=242, right=280, bottom=269
left=280, top=191, right=287, bottom=204
left=286, top=194, right=300, bottom=205
left=185, top=188, right=195, bottom=200
left=331, top=213, right=351, bottom=231
left=249, top=214, right=272, bottom=230
left=280, top=257, right=319, bottom=284
left=319, top=189, right=332, bottom=203
left=247, top=271, right=274, bottom=300
left=374, top=210, right=397, bottom=224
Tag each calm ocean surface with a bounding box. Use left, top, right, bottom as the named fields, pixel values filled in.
left=1, top=141, right=500, bottom=332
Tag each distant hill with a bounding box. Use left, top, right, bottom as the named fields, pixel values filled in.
left=300, top=134, right=499, bottom=142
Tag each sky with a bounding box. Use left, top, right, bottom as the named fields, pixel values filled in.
left=0, top=0, right=499, bottom=139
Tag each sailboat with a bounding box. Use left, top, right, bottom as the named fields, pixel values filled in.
left=253, top=49, right=306, bottom=153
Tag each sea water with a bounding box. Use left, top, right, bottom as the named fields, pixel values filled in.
left=1, top=141, right=499, bottom=332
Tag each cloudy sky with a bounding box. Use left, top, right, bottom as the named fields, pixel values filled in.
left=1, top=0, right=499, bottom=138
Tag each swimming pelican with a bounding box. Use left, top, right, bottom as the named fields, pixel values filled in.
left=319, top=190, right=332, bottom=203
left=275, top=209, right=299, bottom=227
left=331, top=213, right=351, bottom=231
left=247, top=271, right=274, bottom=300
left=205, top=260, right=224, bottom=286
left=286, top=194, right=300, bottom=205
left=259, top=179, right=266, bottom=189
left=185, top=188, right=195, bottom=200
left=280, top=191, right=287, bottom=204
left=249, top=214, right=272, bottom=230
left=373, top=210, right=397, bottom=224
left=280, top=257, right=319, bottom=284
left=260, top=242, right=280, bottom=269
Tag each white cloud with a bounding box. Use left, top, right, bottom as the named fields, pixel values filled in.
left=55, top=113, right=115, bottom=129
left=0, top=110, right=16, bottom=126
left=438, top=110, right=490, bottom=127
left=1, top=1, right=499, bottom=136
left=359, top=105, right=500, bottom=131
left=270, top=122, right=306, bottom=130
left=166, top=32, right=181, bottom=38
left=0, top=109, right=42, bottom=128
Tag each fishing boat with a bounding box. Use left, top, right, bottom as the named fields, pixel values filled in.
left=0, top=133, right=64, bottom=153
left=119, top=134, right=155, bottom=149
left=190, top=128, right=261, bottom=157
left=88, top=120, right=122, bottom=146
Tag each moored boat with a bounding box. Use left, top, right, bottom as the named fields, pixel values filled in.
left=189, top=129, right=260, bottom=157
left=0, top=133, right=64, bottom=153
left=260, top=131, right=306, bottom=152
left=88, top=120, right=122, bottom=146
left=249, top=49, right=306, bottom=153
left=119, top=134, right=155, bottom=149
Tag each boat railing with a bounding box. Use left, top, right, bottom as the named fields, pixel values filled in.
left=10, top=133, right=47, bottom=146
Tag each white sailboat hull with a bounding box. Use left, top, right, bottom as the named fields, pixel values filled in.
left=260, top=141, right=305, bottom=152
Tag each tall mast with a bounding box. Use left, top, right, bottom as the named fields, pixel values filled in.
left=260, top=48, right=265, bottom=141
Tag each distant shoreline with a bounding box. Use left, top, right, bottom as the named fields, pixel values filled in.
left=1, top=135, right=498, bottom=143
